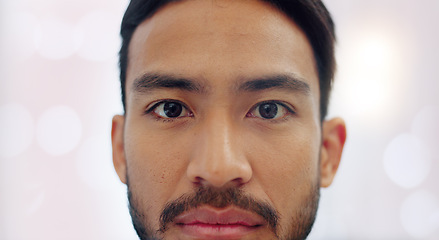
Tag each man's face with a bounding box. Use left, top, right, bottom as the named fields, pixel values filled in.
left=112, top=0, right=345, bottom=239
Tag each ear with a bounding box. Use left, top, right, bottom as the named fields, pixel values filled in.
left=112, top=115, right=127, bottom=184
left=320, top=117, right=347, bottom=188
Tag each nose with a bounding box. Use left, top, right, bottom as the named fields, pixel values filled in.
left=186, top=112, right=252, bottom=188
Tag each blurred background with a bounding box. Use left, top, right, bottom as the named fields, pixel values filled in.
left=0, top=0, right=438, bottom=239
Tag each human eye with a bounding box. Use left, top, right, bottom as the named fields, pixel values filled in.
left=145, top=100, right=193, bottom=120
left=246, top=101, right=295, bottom=120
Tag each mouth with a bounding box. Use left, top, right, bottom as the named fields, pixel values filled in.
left=174, top=206, right=265, bottom=239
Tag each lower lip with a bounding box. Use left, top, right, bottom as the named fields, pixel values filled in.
left=177, top=223, right=260, bottom=239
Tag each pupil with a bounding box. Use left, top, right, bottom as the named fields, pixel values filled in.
left=259, top=103, right=278, bottom=119
left=163, top=102, right=182, bottom=118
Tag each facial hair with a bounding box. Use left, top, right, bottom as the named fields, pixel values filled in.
left=127, top=179, right=320, bottom=240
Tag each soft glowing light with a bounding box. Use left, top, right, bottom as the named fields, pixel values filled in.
left=36, top=105, right=82, bottom=156
left=351, top=35, right=398, bottom=113
left=383, top=133, right=431, bottom=188
left=333, top=30, right=407, bottom=122
left=357, top=37, right=393, bottom=71
left=34, top=17, right=84, bottom=59
left=77, top=11, right=121, bottom=61
left=401, top=190, right=439, bottom=238
left=76, top=135, right=119, bottom=190
left=0, top=103, right=34, bottom=158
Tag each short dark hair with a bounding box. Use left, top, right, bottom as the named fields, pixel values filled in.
left=119, top=0, right=336, bottom=120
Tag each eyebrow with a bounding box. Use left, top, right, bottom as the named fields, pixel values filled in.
left=132, top=73, right=204, bottom=93
left=237, top=74, right=311, bottom=95
left=132, top=72, right=311, bottom=96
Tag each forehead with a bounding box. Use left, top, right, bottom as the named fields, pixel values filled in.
left=127, top=0, right=318, bottom=95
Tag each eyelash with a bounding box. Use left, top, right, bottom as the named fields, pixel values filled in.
left=144, top=99, right=296, bottom=122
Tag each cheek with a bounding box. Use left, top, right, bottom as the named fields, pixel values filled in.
left=124, top=126, right=191, bottom=220
left=248, top=126, right=321, bottom=213
left=126, top=136, right=181, bottom=185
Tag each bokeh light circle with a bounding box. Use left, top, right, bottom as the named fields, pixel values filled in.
left=401, top=190, right=439, bottom=238
left=34, top=17, right=84, bottom=60
left=383, top=133, right=431, bottom=188
left=2, top=11, right=39, bottom=60
left=77, top=11, right=121, bottom=61
left=36, top=105, right=82, bottom=156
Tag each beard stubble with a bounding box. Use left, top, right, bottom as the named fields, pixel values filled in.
left=127, top=177, right=320, bottom=240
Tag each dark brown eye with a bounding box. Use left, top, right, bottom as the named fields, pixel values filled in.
left=152, top=101, right=191, bottom=119
left=258, top=103, right=278, bottom=119
left=163, top=102, right=183, bottom=118
left=247, top=101, right=290, bottom=120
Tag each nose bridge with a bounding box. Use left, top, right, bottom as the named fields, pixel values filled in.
left=187, top=109, right=252, bottom=187
left=205, top=111, right=233, bottom=163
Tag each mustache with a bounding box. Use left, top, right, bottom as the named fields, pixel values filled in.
left=158, top=186, right=279, bottom=234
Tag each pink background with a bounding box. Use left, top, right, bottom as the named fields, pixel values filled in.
left=1, top=0, right=438, bottom=239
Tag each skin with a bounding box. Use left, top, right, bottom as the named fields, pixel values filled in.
left=112, top=0, right=347, bottom=239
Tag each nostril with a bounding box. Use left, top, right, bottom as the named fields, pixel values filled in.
left=192, top=176, right=247, bottom=188
left=232, top=177, right=246, bottom=187
left=192, top=176, right=205, bottom=186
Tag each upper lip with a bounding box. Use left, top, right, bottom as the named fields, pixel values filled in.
left=173, top=206, right=265, bottom=227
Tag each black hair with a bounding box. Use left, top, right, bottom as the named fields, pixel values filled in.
left=119, top=0, right=336, bottom=120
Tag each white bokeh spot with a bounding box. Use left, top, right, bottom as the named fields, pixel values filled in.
left=34, top=17, right=84, bottom=60
left=383, top=133, right=431, bottom=188
left=77, top=11, right=121, bottom=61
left=36, top=105, right=82, bottom=156
left=0, top=103, right=34, bottom=158
left=401, top=190, right=439, bottom=238
left=2, top=11, right=39, bottom=60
